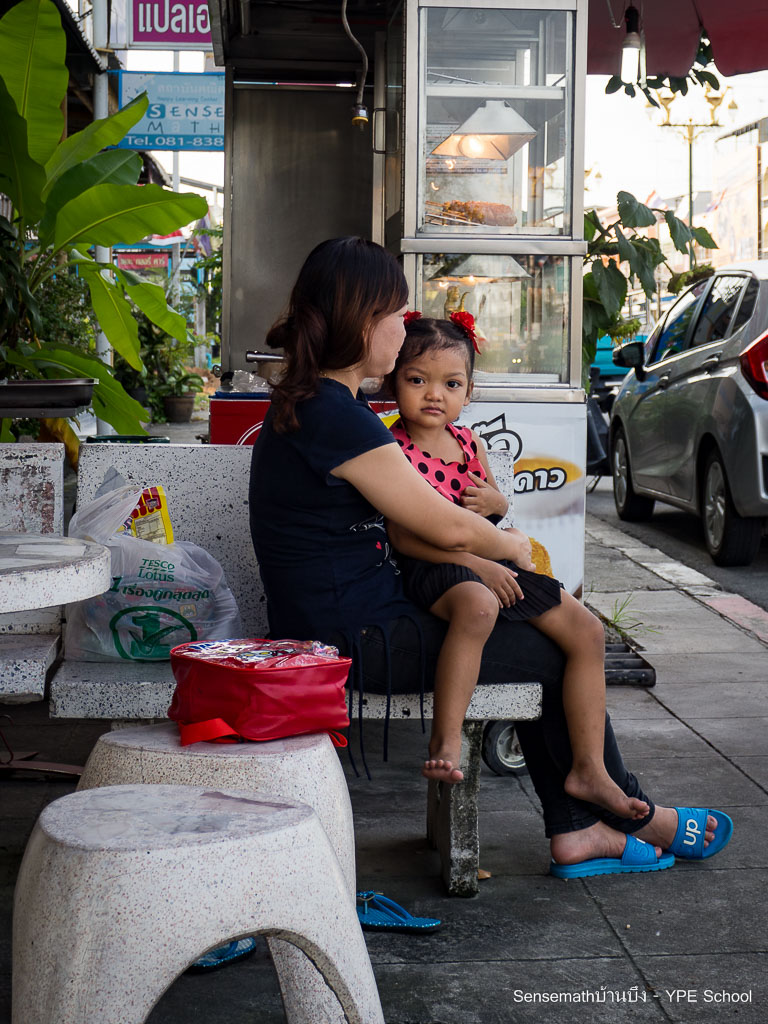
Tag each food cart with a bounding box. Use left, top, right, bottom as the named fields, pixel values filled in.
left=208, top=0, right=588, bottom=593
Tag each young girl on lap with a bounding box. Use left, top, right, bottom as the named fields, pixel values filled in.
left=386, top=311, right=646, bottom=822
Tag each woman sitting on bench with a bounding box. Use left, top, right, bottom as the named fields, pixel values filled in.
left=248, top=236, right=733, bottom=878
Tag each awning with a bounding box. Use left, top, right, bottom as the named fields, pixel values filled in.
left=589, top=1, right=768, bottom=79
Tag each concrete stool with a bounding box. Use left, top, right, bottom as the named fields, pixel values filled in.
left=78, top=723, right=354, bottom=1024
left=13, top=784, right=384, bottom=1024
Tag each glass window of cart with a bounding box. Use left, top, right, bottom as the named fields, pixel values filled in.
left=419, top=7, right=572, bottom=237
left=418, top=253, right=570, bottom=382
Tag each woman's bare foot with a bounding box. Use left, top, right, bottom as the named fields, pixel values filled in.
left=564, top=764, right=650, bottom=820
left=422, top=749, right=464, bottom=783
left=550, top=821, right=662, bottom=865
left=634, top=805, right=717, bottom=851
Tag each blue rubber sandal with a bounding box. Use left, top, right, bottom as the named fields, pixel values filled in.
left=187, top=938, right=257, bottom=973
left=356, top=891, right=441, bottom=933
left=667, top=807, right=733, bottom=860
left=550, top=834, right=675, bottom=879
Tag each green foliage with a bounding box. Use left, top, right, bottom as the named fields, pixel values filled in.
left=0, top=0, right=207, bottom=438
left=667, top=263, right=715, bottom=295
left=112, top=313, right=203, bottom=423
left=582, top=191, right=718, bottom=389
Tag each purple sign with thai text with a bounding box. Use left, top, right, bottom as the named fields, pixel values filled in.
left=129, top=0, right=212, bottom=49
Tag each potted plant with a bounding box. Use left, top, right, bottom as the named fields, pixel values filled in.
left=156, top=371, right=205, bottom=423
left=0, top=0, right=207, bottom=454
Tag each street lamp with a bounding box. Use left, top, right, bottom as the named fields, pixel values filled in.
left=650, top=85, right=736, bottom=268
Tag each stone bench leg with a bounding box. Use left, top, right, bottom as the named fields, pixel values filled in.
left=13, top=784, right=383, bottom=1024
left=426, top=720, right=483, bottom=897
left=77, top=725, right=354, bottom=1024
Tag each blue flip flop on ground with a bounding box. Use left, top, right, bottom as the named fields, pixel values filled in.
left=356, top=891, right=441, bottom=933
left=187, top=938, right=257, bottom=972
left=550, top=834, right=675, bottom=879
left=667, top=807, right=734, bottom=860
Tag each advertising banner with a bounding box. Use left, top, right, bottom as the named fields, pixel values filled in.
left=458, top=400, right=587, bottom=597
left=116, top=71, right=225, bottom=151
left=129, top=0, right=212, bottom=49
left=116, top=251, right=170, bottom=272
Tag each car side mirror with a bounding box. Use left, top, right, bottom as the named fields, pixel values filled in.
left=613, top=340, right=646, bottom=382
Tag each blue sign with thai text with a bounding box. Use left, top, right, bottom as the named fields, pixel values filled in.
left=116, top=71, right=225, bottom=151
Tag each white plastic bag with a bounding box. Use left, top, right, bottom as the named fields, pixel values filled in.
left=66, top=486, right=242, bottom=662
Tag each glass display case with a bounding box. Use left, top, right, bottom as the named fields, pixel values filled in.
left=415, top=251, right=570, bottom=382
left=386, top=0, right=589, bottom=593
left=418, top=6, right=572, bottom=237
left=390, top=0, right=586, bottom=391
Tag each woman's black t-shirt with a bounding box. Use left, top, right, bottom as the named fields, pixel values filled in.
left=249, top=378, right=411, bottom=639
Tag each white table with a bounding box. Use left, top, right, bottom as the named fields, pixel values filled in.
left=0, top=534, right=111, bottom=615
left=0, top=534, right=111, bottom=775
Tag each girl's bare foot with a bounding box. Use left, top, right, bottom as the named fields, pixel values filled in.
left=422, top=750, right=464, bottom=783
left=564, top=765, right=649, bottom=820
left=634, top=805, right=717, bottom=851
left=550, top=821, right=662, bottom=865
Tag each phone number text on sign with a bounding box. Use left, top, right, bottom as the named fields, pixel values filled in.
left=117, top=71, right=225, bottom=152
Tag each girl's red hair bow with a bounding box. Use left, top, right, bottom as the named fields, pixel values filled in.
left=403, top=310, right=422, bottom=326
left=450, top=310, right=480, bottom=353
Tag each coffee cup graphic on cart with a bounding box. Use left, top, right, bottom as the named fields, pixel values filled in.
left=512, top=455, right=583, bottom=518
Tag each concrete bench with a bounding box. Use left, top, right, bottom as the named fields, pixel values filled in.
left=50, top=442, right=542, bottom=896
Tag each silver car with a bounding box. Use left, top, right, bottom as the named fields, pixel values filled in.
left=610, top=262, right=768, bottom=566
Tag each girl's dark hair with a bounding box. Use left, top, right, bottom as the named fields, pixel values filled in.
left=384, top=316, right=475, bottom=398
left=267, top=237, right=408, bottom=432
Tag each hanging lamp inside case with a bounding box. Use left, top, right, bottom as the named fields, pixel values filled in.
left=431, top=101, right=536, bottom=161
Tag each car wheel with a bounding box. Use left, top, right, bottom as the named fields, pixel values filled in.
left=481, top=720, right=528, bottom=776
left=612, top=426, right=655, bottom=521
left=702, top=450, right=762, bottom=566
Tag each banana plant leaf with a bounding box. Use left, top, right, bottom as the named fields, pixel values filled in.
left=0, top=0, right=67, bottom=166
left=53, top=183, right=208, bottom=250
left=44, top=95, right=148, bottom=198
left=39, top=150, right=143, bottom=241
left=114, top=267, right=188, bottom=344
left=79, top=267, right=142, bottom=369
left=0, top=77, right=46, bottom=224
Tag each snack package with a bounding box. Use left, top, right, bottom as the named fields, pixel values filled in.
left=119, top=486, right=174, bottom=544
left=66, top=485, right=241, bottom=661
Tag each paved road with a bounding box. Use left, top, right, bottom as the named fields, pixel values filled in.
left=586, top=475, right=768, bottom=612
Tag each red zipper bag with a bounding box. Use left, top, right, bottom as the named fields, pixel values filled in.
left=168, top=639, right=351, bottom=748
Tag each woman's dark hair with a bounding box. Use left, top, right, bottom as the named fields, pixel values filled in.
left=384, top=316, right=475, bottom=398
left=267, top=237, right=408, bottom=432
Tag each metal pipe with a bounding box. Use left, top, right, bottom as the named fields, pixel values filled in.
left=92, top=0, right=114, bottom=435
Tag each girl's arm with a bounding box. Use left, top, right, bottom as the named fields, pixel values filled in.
left=385, top=520, right=523, bottom=607
left=331, top=443, right=526, bottom=563
left=460, top=431, right=509, bottom=519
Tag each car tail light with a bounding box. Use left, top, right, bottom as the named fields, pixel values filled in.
left=740, top=330, right=768, bottom=399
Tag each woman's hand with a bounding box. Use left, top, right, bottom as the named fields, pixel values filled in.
left=460, top=472, right=508, bottom=519
left=503, top=527, right=535, bottom=571
left=471, top=557, right=523, bottom=608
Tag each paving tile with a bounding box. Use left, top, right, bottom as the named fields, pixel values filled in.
left=727, top=756, right=768, bottom=792
left=606, top=687, right=670, bottom=720
left=360, top=874, right=625, bottom=965
left=681, top=717, right=768, bottom=757
left=653, top=682, right=768, bottom=719
left=647, top=653, right=768, bottom=685
left=610, top=718, right=717, bottom=758
left=589, top=869, right=768, bottom=957
left=634, top=953, right=767, bottom=1023
left=370, top=959, right=666, bottom=1023
left=620, top=756, right=768, bottom=813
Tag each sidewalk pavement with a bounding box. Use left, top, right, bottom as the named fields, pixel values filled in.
left=2, top=488, right=767, bottom=1021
